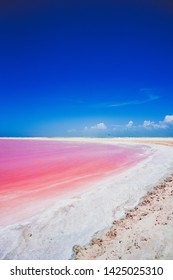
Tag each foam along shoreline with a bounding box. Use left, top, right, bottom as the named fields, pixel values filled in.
left=0, top=138, right=173, bottom=259
left=74, top=139, right=173, bottom=260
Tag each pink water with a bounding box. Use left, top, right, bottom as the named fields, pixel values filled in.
left=0, top=139, right=147, bottom=226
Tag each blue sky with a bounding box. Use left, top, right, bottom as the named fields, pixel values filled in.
left=0, top=0, right=173, bottom=137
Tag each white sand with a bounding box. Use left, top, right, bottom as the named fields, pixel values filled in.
left=0, top=138, right=173, bottom=260
left=75, top=177, right=173, bottom=260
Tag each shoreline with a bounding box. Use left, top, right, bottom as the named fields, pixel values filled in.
left=1, top=138, right=173, bottom=259
left=74, top=139, right=173, bottom=260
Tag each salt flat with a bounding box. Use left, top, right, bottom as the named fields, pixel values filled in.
left=0, top=138, right=173, bottom=259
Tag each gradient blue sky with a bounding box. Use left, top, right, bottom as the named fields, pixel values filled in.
left=0, top=0, right=173, bottom=137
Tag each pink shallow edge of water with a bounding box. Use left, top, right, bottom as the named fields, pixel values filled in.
left=0, top=139, right=149, bottom=226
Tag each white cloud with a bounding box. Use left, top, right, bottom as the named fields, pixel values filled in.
left=84, top=123, right=107, bottom=131
left=126, top=120, right=134, bottom=128
left=142, top=115, right=173, bottom=130
left=90, top=122, right=107, bottom=130
left=163, top=115, right=173, bottom=124
left=143, top=120, right=167, bottom=129
left=143, top=120, right=155, bottom=128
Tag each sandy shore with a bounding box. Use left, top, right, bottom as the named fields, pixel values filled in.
left=74, top=138, right=173, bottom=260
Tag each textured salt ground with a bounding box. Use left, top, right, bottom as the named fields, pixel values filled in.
left=1, top=138, right=173, bottom=260
left=74, top=141, right=173, bottom=260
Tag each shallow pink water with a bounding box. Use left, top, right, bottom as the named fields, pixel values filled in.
left=0, top=139, right=147, bottom=226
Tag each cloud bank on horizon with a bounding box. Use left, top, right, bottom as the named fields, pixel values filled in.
left=80, top=115, right=173, bottom=137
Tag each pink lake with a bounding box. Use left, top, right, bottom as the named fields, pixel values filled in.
left=0, top=139, right=148, bottom=226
